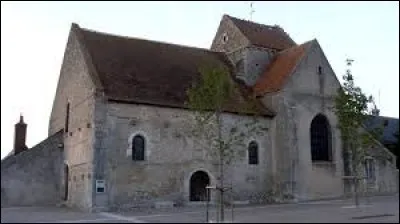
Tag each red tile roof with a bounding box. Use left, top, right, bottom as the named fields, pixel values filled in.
left=226, top=15, right=296, bottom=50
left=253, top=40, right=314, bottom=95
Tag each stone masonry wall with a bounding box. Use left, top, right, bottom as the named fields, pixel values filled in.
left=92, top=102, right=273, bottom=210
left=260, top=41, right=345, bottom=201
left=242, top=47, right=274, bottom=86
left=1, top=131, right=64, bottom=207
left=48, top=25, right=97, bottom=211
left=210, top=15, right=250, bottom=53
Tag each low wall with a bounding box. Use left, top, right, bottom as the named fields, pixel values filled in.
left=1, top=130, right=64, bottom=207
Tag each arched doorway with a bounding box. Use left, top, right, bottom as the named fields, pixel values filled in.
left=63, top=164, right=69, bottom=201
left=190, top=171, right=210, bottom=201
left=310, top=114, right=332, bottom=161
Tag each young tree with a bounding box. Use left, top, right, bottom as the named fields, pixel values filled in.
left=334, top=58, right=383, bottom=207
left=185, top=65, right=267, bottom=222
left=393, top=131, right=400, bottom=169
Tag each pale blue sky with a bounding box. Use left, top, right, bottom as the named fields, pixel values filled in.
left=1, top=1, right=399, bottom=159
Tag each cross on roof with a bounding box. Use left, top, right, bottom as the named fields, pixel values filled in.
left=250, top=2, right=255, bottom=21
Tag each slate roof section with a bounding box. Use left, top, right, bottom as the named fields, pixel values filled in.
left=253, top=40, right=314, bottom=95
left=364, top=115, right=399, bottom=145
left=226, top=15, right=297, bottom=50
left=74, top=24, right=274, bottom=117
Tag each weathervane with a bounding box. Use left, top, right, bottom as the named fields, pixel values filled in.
left=346, top=58, right=354, bottom=66
left=250, top=2, right=255, bottom=21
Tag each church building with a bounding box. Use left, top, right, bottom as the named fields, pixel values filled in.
left=1, top=14, right=398, bottom=212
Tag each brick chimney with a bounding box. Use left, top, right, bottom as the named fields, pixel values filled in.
left=14, top=115, right=28, bottom=155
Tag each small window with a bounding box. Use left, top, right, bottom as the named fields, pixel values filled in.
left=222, top=33, right=228, bottom=43
left=65, top=102, right=70, bottom=132
left=132, top=135, right=145, bottom=161
left=248, top=141, right=259, bottom=165
left=317, top=66, right=322, bottom=75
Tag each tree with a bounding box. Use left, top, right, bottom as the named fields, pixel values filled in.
left=185, top=65, right=267, bottom=222
left=393, top=131, right=400, bottom=169
left=334, top=58, right=383, bottom=207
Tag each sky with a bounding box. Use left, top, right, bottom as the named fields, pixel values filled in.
left=1, top=1, right=399, bottom=159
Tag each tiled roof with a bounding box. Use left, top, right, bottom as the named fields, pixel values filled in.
left=226, top=15, right=296, bottom=50
left=253, top=40, right=314, bottom=95
left=364, top=115, right=399, bottom=145
left=75, top=25, right=274, bottom=117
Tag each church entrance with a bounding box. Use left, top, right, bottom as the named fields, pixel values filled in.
left=63, top=164, right=69, bottom=201
left=190, top=171, right=210, bottom=201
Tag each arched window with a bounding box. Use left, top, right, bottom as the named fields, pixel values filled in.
left=248, top=141, right=259, bottom=165
left=132, top=135, right=145, bottom=161
left=310, top=114, right=332, bottom=161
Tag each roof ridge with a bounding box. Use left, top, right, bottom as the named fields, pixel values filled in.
left=226, top=14, right=275, bottom=29
left=277, top=39, right=314, bottom=55
left=226, top=14, right=296, bottom=45
left=80, top=27, right=219, bottom=54
left=368, top=115, right=399, bottom=120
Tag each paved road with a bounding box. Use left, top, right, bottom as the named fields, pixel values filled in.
left=1, top=195, right=398, bottom=223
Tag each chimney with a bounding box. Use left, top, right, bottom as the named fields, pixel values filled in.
left=14, top=115, right=28, bottom=155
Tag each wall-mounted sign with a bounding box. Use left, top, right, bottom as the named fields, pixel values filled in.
left=96, top=179, right=105, bottom=193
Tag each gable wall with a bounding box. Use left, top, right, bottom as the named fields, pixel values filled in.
left=210, top=16, right=250, bottom=52
left=48, top=27, right=98, bottom=211
left=259, top=42, right=345, bottom=200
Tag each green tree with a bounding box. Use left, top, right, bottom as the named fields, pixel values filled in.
left=185, top=65, right=267, bottom=222
left=334, top=58, right=383, bottom=207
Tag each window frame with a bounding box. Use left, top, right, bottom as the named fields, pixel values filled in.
left=310, top=114, right=332, bottom=162
left=248, top=140, right=259, bottom=165
left=132, top=135, right=145, bottom=161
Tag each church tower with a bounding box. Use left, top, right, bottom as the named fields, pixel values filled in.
left=210, top=15, right=296, bottom=87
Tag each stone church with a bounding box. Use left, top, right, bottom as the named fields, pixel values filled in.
left=1, top=14, right=398, bottom=212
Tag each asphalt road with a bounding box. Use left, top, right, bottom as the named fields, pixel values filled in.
left=1, top=195, right=398, bottom=223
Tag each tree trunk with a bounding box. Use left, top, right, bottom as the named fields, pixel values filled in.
left=354, top=177, right=359, bottom=207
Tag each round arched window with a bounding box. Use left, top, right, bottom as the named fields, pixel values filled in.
left=248, top=141, right=259, bottom=165
left=132, top=135, right=145, bottom=161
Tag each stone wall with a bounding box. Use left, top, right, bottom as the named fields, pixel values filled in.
left=1, top=131, right=64, bottom=207
left=92, top=102, right=273, bottom=210
left=260, top=40, right=345, bottom=201
left=242, top=47, right=274, bottom=86
left=48, top=24, right=97, bottom=211
left=227, top=46, right=275, bottom=87
left=210, top=15, right=250, bottom=52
